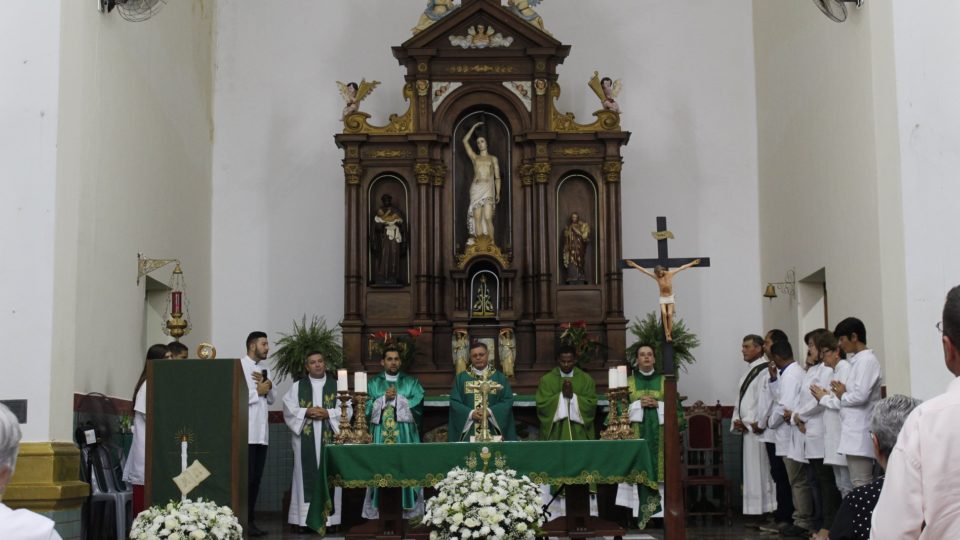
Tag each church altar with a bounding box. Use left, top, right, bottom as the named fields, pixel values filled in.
left=307, top=439, right=660, bottom=535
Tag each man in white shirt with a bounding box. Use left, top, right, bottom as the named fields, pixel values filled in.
left=756, top=329, right=794, bottom=531
left=831, top=317, right=882, bottom=489
left=0, top=403, right=63, bottom=540
left=241, top=331, right=275, bottom=537
left=870, top=285, right=960, bottom=539
left=731, top=334, right=777, bottom=519
left=767, top=340, right=815, bottom=537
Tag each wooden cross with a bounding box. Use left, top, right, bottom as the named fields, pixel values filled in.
left=464, top=370, right=502, bottom=442
left=622, top=216, right=710, bottom=540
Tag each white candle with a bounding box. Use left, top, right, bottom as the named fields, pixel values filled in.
left=608, top=368, right=618, bottom=389
left=617, top=365, right=628, bottom=388
left=355, top=372, right=367, bottom=393
left=337, top=369, right=348, bottom=391
left=181, top=440, right=187, bottom=473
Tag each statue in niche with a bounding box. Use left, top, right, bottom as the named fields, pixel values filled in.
left=498, top=328, right=516, bottom=379
left=507, top=0, right=550, bottom=35
left=562, top=212, right=591, bottom=284
left=589, top=71, right=622, bottom=114
left=452, top=328, right=469, bottom=374
left=371, top=194, right=405, bottom=285
left=462, top=122, right=502, bottom=246
left=337, top=79, right=380, bottom=120
left=412, top=0, right=458, bottom=35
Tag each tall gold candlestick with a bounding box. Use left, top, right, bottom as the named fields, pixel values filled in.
left=350, top=392, right=373, bottom=444
left=333, top=391, right=354, bottom=445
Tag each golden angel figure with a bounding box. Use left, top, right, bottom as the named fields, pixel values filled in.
left=336, top=79, right=380, bottom=121
left=452, top=328, right=470, bottom=375
left=588, top=71, right=622, bottom=113
left=498, top=328, right=516, bottom=379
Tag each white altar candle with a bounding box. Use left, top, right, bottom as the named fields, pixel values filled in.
left=181, top=439, right=188, bottom=501
left=617, top=365, right=628, bottom=388
left=355, top=372, right=367, bottom=393
left=337, top=369, right=348, bottom=391
left=608, top=368, right=618, bottom=389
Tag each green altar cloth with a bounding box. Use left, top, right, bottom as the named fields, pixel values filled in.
left=305, top=439, right=661, bottom=533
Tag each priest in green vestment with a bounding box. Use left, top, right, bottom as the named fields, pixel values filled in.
left=362, top=346, right=425, bottom=519
left=448, top=341, right=518, bottom=441
left=536, top=345, right=597, bottom=441
left=616, top=343, right=685, bottom=520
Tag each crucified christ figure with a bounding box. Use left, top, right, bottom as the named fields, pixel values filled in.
left=626, top=258, right=701, bottom=343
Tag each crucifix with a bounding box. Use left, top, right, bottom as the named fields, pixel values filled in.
left=622, top=216, right=710, bottom=540
left=464, top=369, right=503, bottom=442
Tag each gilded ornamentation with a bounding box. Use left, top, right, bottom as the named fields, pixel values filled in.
left=418, top=62, right=429, bottom=73
left=343, top=163, right=363, bottom=185
left=196, top=343, right=217, bottom=359
left=414, top=163, right=433, bottom=184
left=418, top=146, right=429, bottom=157
left=535, top=144, right=547, bottom=157
left=588, top=71, right=622, bottom=114
left=519, top=164, right=534, bottom=186
left=602, top=161, right=622, bottom=183
left=415, top=79, right=430, bottom=97
left=549, top=83, right=621, bottom=133
left=343, top=84, right=415, bottom=135
left=432, top=164, right=448, bottom=186
left=368, top=149, right=411, bottom=159
left=559, top=147, right=596, bottom=157
left=652, top=230, right=676, bottom=241
left=533, top=162, right=551, bottom=183
left=347, top=147, right=359, bottom=158
left=447, top=64, right=516, bottom=74
left=457, top=235, right=511, bottom=269
left=337, top=79, right=380, bottom=121
left=450, top=25, right=514, bottom=49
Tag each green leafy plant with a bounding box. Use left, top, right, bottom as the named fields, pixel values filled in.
left=625, top=312, right=700, bottom=373
left=559, top=320, right=604, bottom=366
left=271, top=315, right=345, bottom=382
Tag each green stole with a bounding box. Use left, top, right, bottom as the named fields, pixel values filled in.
left=535, top=367, right=598, bottom=441
left=297, top=375, right=338, bottom=503
left=628, top=371, right=666, bottom=482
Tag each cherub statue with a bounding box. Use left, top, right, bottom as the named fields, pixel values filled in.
left=588, top=71, right=622, bottom=113
left=452, top=328, right=469, bottom=374
left=336, top=79, right=380, bottom=121
left=507, top=0, right=550, bottom=35
left=450, top=24, right=515, bottom=49
left=412, top=0, right=458, bottom=35
left=498, top=328, right=516, bottom=379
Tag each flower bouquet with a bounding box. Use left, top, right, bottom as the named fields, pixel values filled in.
left=368, top=327, right=422, bottom=369
left=129, top=498, right=242, bottom=540
left=422, top=466, right=546, bottom=540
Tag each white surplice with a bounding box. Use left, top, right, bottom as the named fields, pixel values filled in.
left=0, top=503, right=62, bottom=540
left=282, top=375, right=350, bottom=527
left=816, top=359, right=850, bottom=467
left=870, top=376, right=960, bottom=540
left=240, top=355, right=276, bottom=445
left=837, top=349, right=882, bottom=458
left=121, top=385, right=147, bottom=485
left=731, top=357, right=777, bottom=515
left=767, top=362, right=805, bottom=460
left=793, top=363, right=829, bottom=460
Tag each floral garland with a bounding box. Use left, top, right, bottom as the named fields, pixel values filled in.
left=129, top=498, right=242, bottom=540
left=422, top=466, right=546, bottom=540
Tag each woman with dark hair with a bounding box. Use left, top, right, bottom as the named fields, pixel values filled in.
left=122, top=344, right=171, bottom=516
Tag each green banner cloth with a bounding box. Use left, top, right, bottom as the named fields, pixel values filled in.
left=305, top=439, right=661, bottom=533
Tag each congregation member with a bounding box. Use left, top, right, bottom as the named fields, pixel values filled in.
left=730, top=334, right=776, bottom=520
left=448, top=341, right=517, bottom=441
left=241, top=331, right=275, bottom=537
left=793, top=329, right=840, bottom=540
left=828, top=395, right=920, bottom=540
left=167, top=341, right=189, bottom=359
left=757, top=329, right=795, bottom=532
left=0, top=403, right=63, bottom=540
left=766, top=340, right=815, bottom=537
left=832, top=317, right=882, bottom=489
left=282, top=351, right=348, bottom=531
left=122, top=343, right=171, bottom=516
left=363, top=346, right=425, bottom=519
left=870, top=285, right=960, bottom=539
left=811, top=333, right=853, bottom=498
left=535, top=345, right=597, bottom=441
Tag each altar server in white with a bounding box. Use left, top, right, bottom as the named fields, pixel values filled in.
left=730, top=334, right=776, bottom=516
left=282, top=351, right=350, bottom=530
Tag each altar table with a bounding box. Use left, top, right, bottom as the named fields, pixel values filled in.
left=306, top=439, right=661, bottom=537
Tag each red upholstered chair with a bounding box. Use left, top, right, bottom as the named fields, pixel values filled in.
left=681, top=400, right=732, bottom=524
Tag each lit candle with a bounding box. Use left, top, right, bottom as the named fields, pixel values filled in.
left=337, top=370, right=348, bottom=392
left=181, top=439, right=187, bottom=473
left=172, top=291, right=182, bottom=315
left=608, top=368, right=618, bottom=389
left=617, top=365, right=628, bottom=388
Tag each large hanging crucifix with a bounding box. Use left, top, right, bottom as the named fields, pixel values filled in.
left=464, top=370, right=503, bottom=442
left=621, top=216, right=710, bottom=539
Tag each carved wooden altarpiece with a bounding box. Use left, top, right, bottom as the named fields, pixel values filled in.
left=335, top=0, right=630, bottom=395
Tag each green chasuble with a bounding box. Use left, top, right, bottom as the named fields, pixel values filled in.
left=535, top=367, right=597, bottom=441
left=448, top=369, right=517, bottom=441
left=627, top=371, right=685, bottom=482
left=365, top=371, right=424, bottom=511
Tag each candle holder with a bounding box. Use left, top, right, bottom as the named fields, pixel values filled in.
left=349, top=392, right=373, bottom=444
left=601, top=387, right=624, bottom=440
left=333, top=391, right=354, bottom=445
left=617, top=388, right=636, bottom=439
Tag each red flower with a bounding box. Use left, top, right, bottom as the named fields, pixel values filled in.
left=370, top=330, right=390, bottom=343
left=560, top=322, right=571, bottom=330
left=407, top=327, right=423, bottom=338
left=573, top=320, right=587, bottom=329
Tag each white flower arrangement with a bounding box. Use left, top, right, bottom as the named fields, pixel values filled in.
left=129, top=498, right=242, bottom=540
left=422, top=465, right=546, bottom=540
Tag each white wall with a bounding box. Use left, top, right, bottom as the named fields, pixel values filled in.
left=51, top=0, right=215, bottom=439
left=0, top=3, right=62, bottom=441
left=211, top=0, right=762, bottom=405
left=890, top=1, right=960, bottom=399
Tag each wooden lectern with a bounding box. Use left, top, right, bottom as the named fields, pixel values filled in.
left=145, top=359, right=248, bottom=525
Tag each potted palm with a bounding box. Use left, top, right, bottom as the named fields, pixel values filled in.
left=271, top=315, right=345, bottom=382
left=625, top=311, right=700, bottom=373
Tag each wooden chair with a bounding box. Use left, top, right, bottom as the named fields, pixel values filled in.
left=681, top=400, right=732, bottom=525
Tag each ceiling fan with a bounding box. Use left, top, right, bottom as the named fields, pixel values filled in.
left=813, top=0, right=864, bottom=23
left=98, top=0, right=166, bottom=22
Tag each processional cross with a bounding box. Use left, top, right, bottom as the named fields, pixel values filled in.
left=464, top=369, right=502, bottom=442
left=622, top=216, right=710, bottom=539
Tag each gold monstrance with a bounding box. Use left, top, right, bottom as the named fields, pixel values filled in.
left=465, top=369, right=503, bottom=442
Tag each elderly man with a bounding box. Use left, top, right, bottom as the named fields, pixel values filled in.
left=870, top=286, right=960, bottom=539
left=0, top=403, right=63, bottom=539
left=448, top=341, right=516, bottom=441
left=826, top=395, right=921, bottom=539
